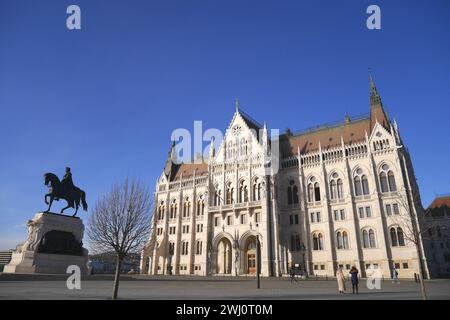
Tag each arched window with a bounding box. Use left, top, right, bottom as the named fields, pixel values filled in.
left=329, top=173, right=343, bottom=200
left=362, top=175, right=369, bottom=195
left=183, top=197, right=191, bottom=218
left=330, top=180, right=337, bottom=200
left=169, top=199, right=177, bottom=219
left=197, top=196, right=205, bottom=216
left=312, top=232, right=323, bottom=251
left=287, top=180, right=298, bottom=205
left=397, top=227, right=405, bottom=246
left=363, top=229, right=376, bottom=248
left=337, top=231, right=343, bottom=249
left=290, top=234, right=301, bottom=251
left=314, top=183, right=321, bottom=201
left=196, top=240, right=202, bottom=255
left=240, top=138, right=247, bottom=156
left=318, top=233, right=324, bottom=250
left=158, top=202, right=165, bottom=220
left=181, top=241, right=189, bottom=255
left=308, top=183, right=314, bottom=203
left=388, top=171, right=397, bottom=192
left=343, top=231, right=349, bottom=249
left=239, top=181, right=247, bottom=203
left=337, top=179, right=343, bottom=199
left=363, top=230, right=369, bottom=248
left=369, top=229, right=376, bottom=248
left=354, top=168, right=370, bottom=196
left=169, top=242, right=175, bottom=255
left=307, top=177, right=320, bottom=202
left=226, top=182, right=234, bottom=204
left=227, top=141, right=234, bottom=159
left=253, top=178, right=262, bottom=201
left=214, top=189, right=221, bottom=206
left=390, top=227, right=398, bottom=246
left=380, top=164, right=396, bottom=193
left=354, top=176, right=362, bottom=196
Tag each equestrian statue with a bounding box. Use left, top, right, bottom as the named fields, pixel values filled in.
left=43, top=167, right=88, bottom=217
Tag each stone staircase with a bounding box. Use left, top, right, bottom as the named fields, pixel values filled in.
left=0, top=251, right=13, bottom=272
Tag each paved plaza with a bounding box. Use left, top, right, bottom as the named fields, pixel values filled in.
left=1, top=274, right=450, bottom=300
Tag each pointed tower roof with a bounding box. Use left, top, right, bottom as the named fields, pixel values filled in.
left=163, top=140, right=176, bottom=178
left=368, top=72, right=390, bottom=131
left=369, top=72, right=382, bottom=106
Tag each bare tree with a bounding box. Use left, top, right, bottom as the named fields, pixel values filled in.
left=87, top=178, right=152, bottom=299
left=391, top=186, right=436, bottom=300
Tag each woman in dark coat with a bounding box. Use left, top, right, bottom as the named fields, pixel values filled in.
left=349, top=266, right=359, bottom=294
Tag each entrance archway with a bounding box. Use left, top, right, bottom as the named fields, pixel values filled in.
left=216, top=238, right=232, bottom=274
left=245, top=236, right=257, bottom=274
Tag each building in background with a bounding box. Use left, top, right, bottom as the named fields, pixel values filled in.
left=422, top=195, right=450, bottom=278
left=89, top=252, right=140, bottom=274
left=141, top=75, right=429, bottom=279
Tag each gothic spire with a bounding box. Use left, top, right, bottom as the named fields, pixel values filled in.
left=369, top=71, right=382, bottom=106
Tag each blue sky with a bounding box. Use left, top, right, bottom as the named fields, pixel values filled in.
left=0, top=0, right=449, bottom=250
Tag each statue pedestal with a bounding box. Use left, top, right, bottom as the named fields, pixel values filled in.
left=3, top=212, right=89, bottom=275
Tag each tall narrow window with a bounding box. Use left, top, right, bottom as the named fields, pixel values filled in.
left=343, top=231, right=349, bottom=249
left=337, top=232, right=343, bottom=249
left=354, top=176, right=362, bottom=196
left=337, top=179, right=343, bottom=199
left=287, top=186, right=293, bottom=205
left=293, top=185, right=299, bottom=204
left=314, top=183, right=321, bottom=201
left=390, top=227, right=398, bottom=246
left=307, top=179, right=314, bottom=202
left=362, top=175, right=369, bottom=195
left=397, top=227, right=405, bottom=246
left=369, top=229, right=376, bottom=248
left=330, top=180, right=337, bottom=200
left=318, top=233, right=324, bottom=250
left=388, top=171, right=397, bottom=192
left=354, top=168, right=370, bottom=196
left=363, top=230, right=370, bottom=248
left=380, top=164, right=396, bottom=193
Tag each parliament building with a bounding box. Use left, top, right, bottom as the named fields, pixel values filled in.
left=140, top=76, right=430, bottom=279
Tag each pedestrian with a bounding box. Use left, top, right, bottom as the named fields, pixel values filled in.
left=336, top=266, right=346, bottom=293
left=349, top=266, right=359, bottom=294
left=392, top=267, right=400, bottom=284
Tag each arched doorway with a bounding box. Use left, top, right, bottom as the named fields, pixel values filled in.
left=216, top=238, right=232, bottom=274
left=245, top=236, right=257, bottom=275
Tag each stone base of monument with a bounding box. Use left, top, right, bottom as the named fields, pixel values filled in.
left=3, top=212, right=89, bottom=275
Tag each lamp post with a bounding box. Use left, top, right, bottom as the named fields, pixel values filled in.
left=256, top=233, right=260, bottom=289
left=234, top=229, right=239, bottom=277
left=300, top=242, right=306, bottom=276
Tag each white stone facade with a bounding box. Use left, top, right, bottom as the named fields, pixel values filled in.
left=141, top=79, right=430, bottom=279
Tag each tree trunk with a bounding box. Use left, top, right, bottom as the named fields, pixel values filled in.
left=415, top=245, right=428, bottom=300
left=112, top=256, right=123, bottom=299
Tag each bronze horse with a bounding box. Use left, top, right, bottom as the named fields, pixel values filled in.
left=44, top=173, right=88, bottom=216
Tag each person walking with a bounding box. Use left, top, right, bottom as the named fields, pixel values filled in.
left=392, top=267, right=400, bottom=284
left=349, top=266, right=359, bottom=294
left=336, top=266, right=346, bottom=294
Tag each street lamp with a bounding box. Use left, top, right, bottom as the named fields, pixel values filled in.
left=300, top=242, right=307, bottom=276
left=233, top=229, right=240, bottom=277
left=256, top=223, right=261, bottom=289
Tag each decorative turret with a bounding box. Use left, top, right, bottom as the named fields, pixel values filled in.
left=209, top=136, right=216, bottom=160
left=262, top=122, right=269, bottom=154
